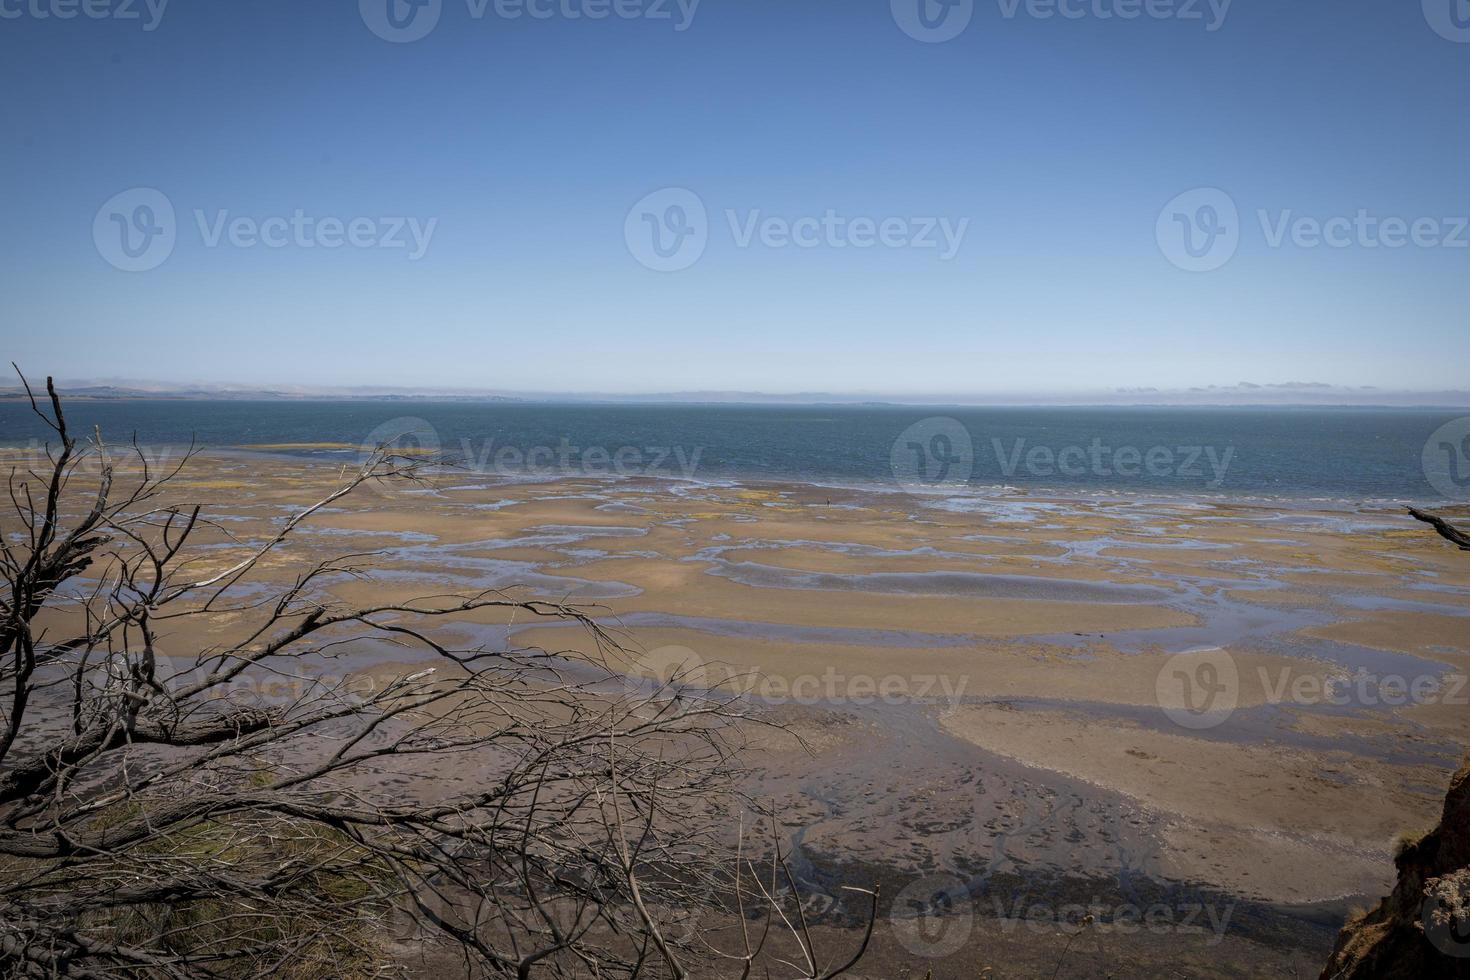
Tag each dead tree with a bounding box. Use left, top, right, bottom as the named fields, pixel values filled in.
left=0, top=375, right=873, bottom=978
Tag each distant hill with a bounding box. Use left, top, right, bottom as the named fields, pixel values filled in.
left=0, top=385, right=523, bottom=403
left=3, top=379, right=1468, bottom=408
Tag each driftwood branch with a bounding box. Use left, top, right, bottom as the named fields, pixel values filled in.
left=1408, top=507, right=1470, bottom=551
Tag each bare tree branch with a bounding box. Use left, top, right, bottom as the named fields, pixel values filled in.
left=0, top=376, right=872, bottom=979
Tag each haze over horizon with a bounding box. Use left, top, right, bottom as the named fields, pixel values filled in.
left=14, top=373, right=1470, bottom=407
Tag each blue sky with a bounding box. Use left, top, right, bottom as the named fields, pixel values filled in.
left=2, top=0, right=1467, bottom=397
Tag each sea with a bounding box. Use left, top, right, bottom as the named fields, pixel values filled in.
left=1, top=400, right=1467, bottom=505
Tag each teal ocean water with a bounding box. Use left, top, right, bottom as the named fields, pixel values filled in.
left=1, top=401, right=1466, bottom=503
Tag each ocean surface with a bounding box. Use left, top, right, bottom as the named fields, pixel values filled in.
left=1, top=400, right=1466, bottom=504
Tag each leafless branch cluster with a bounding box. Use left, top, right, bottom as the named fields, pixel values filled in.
left=0, top=376, right=873, bottom=979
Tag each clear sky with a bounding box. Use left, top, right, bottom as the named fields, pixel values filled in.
left=2, top=0, right=1467, bottom=397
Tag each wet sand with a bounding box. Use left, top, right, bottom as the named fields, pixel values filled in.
left=117, top=451, right=1470, bottom=974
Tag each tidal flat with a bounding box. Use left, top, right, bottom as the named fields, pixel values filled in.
left=130, top=450, right=1470, bottom=976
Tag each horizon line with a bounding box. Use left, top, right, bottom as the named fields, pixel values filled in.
left=6, top=375, right=1470, bottom=409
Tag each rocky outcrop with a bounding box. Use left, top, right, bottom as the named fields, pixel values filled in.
left=1320, top=757, right=1470, bottom=978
